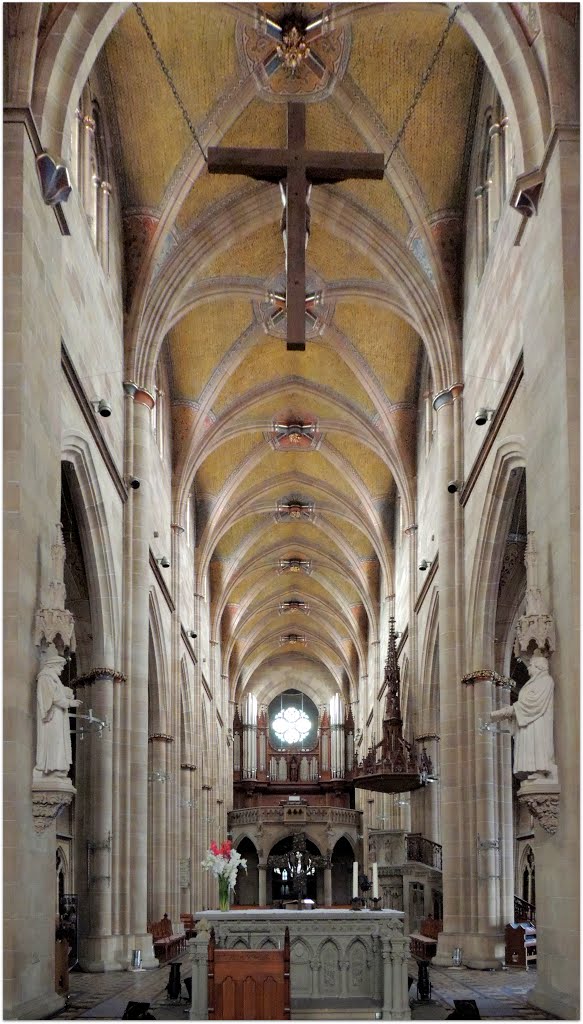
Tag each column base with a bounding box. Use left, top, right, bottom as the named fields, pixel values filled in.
left=434, top=931, right=504, bottom=969
left=79, top=935, right=125, bottom=972
left=4, top=990, right=65, bottom=1020
left=127, top=935, right=158, bottom=970
left=529, top=979, right=579, bottom=1020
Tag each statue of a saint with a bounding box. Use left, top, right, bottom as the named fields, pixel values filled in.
left=34, top=644, right=81, bottom=777
left=490, top=649, right=557, bottom=782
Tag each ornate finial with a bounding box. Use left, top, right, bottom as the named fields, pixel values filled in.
left=514, top=531, right=556, bottom=656
left=34, top=524, right=76, bottom=652
left=384, top=617, right=401, bottom=724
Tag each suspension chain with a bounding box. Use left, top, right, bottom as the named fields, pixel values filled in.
left=133, top=3, right=207, bottom=164
left=384, top=4, right=462, bottom=171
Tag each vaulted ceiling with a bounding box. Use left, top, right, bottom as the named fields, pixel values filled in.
left=99, top=2, right=481, bottom=706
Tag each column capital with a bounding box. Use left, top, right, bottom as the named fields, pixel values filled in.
left=123, top=380, right=155, bottom=409
left=73, top=667, right=126, bottom=686
left=181, top=762, right=197, bottom=771
left=148, top=733, right=174, bottom=743
left=82, top=115, right=96, bottom=131
left=404, top=522, right=418, bottom=535
left=100, top=180, right=112, bottom=195
left=461, top=669, right=513, bottom=688
left=433, top=383, right=463, bottom=411
left=171, top=521, right=185, bottom=533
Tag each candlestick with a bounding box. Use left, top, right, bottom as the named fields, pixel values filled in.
left=352, top=861, right=358, bottom=898
left=372, top=862, right=379, bottom=899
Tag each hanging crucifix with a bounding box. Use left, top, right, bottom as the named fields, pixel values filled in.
left=267, top=832, right=330, bottom=901
left=207, top=102, right=385, bottom=350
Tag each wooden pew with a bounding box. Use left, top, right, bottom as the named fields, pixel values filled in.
left=208, top=926, right=290, bottom=1020
left=180, top=912, right=196, bottom=939
left=409, top=917, right=443, bottom=960
left=148, top=913, right=186, bottom=963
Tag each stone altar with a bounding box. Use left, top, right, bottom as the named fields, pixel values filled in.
left=189, top=908, right=410, bottom=1020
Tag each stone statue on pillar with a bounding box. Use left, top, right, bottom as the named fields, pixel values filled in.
left=32, top=523, right=78, bottom=831
left=34, top=643, right=82, bottom=777
left=490, top=649, right=557, bottom=783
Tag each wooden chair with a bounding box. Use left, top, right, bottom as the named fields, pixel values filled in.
left=208, top=926, right=290, bottom=1020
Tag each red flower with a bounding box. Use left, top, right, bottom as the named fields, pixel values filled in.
left=220, top=840, right=232, bottom=858
left=210, top=841, right=220, bottom=856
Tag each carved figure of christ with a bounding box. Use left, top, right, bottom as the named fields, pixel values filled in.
left=207, top=102, right=385, bottom=350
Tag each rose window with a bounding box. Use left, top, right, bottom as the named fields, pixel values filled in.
left=272, top=705, right=312, bottom=745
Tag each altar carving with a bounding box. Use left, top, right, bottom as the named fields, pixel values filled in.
left=189, top=908, right=410, bottom=1020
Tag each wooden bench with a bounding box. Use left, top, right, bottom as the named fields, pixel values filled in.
left=410, top=917, right=443, bottom=960
left=148, top=914, right=186, bottom=963
left=208, top=926, right=290, bottom=1020
left=180, top=913, right=196, bottom=939
left=505, top=922, right=537, bottom=969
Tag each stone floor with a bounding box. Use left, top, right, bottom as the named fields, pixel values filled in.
left=51, top=956, right=559, bottom=1021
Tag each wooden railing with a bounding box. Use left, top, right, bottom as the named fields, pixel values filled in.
left=406, top=834, right=442, bottom=871
left=514, top=895, right=536, bottom=925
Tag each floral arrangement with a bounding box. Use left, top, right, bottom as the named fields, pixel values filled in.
left=201, top=840, right=247, bottom=910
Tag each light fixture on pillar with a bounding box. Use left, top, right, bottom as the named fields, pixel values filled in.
left=418, top=559, right=433, bottom=572
left=474, top=407, right=495, bottom=426
left=156, top=556, right=170, bottom=568
left=70, top=707, right=110, bottom=740
left=91, top=398, right=112, bottom=418
left=148, top=769, right=171, bottom=783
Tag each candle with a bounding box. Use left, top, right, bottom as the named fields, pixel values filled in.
left=352, top=861, right=359, bottom=898
left=372, top=862, right=379, bottom=899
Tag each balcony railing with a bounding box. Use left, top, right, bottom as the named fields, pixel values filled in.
left=406, top=834, right=442, bottom=871
left=229, top=806, right=361, bottom=830
left=514, top=895, right=536, bottom=925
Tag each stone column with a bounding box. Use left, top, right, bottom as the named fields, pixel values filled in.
left=123, top=382, right=157, bottom=965
left=98, top=181, right=111, bottom=272
left=189, top=924, right=210, bottom=1020
left=76, top=668, right=124, bottom=971
left=258, top=864, right=267, bottom=907
left=148, top=734, right=172, bottom=920
left=81, top=114, right=95, bottom=213
left=432, top=385, right=465, bottom=966
left=474, top=186, right=486, bottom=279
left=324, top=864, right=332, bottom=907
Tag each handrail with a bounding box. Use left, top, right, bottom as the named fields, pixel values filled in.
left=406, top=834, right=442, bottom=871
left=514, top=895, right=536, bottom=925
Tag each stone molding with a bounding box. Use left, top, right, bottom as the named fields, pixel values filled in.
left=73, top=667, right=126, bottom=686
left=524, top=796, right=559, bottom=834
left=148, top=733, right=173, bottom=743
left=181, top=762, right=197, bottom=771
left=460, top=351, right=524, bottom=507
left=461, top=669, right=514, bottom=688
left=32, top=778, right=75, bottom=832
left=62, top=342, right=128, bottom=502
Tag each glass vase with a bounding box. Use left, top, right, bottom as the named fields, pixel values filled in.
left=218, top=876, right=230, bottom=912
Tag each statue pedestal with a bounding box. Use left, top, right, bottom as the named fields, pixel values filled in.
left=31, top=775, right=75, bottom=832
left=517, top=780, right=560, bottom=835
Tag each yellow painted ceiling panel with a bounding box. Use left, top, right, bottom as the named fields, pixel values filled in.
left=306, top=101, right=410, bottom=238
left=229, top=567, right=267, bottom=604
left=176, top=101, right=286, bottom=230
left=193, top=220, right=284, bottom=281
left=235, top=449, right=363, bottom=506
left=334, top=300, right=421, bottom=404
left=215, top=512, right=266, bottom=559
left=237, top=391, right=362, bottom=429
left=326, top=431, right=392, bottom=499
left=197, top=431, right=265, bottom=499
left=212, top=335, right=377, bottom=416
left=349, top=8, right=479, bottom=212
left=103, top=4, right=238, bottom=209
left=319, top=514, right=373, bottom=559
left=307, top=223, right=384, bottom=282
left=168, top=298, right=254, bottom=401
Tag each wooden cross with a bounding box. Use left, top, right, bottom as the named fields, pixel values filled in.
left=207, top=102, right=385, bottom=351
